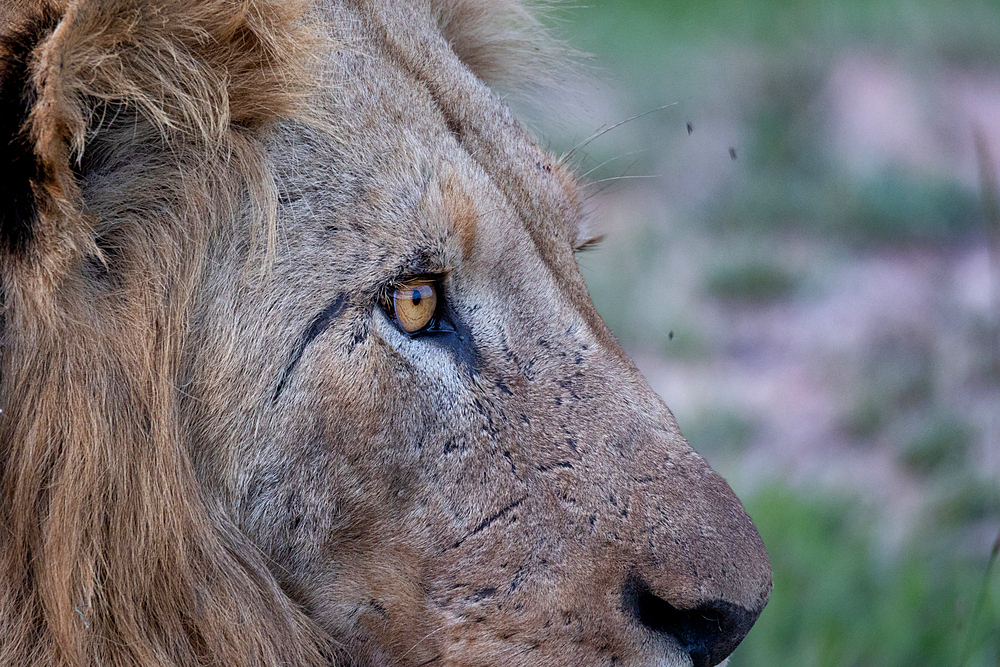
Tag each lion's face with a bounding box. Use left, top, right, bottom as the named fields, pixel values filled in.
left=1, top=1, right=769, bottom=666
left=179, top=6, right=771, bottom=666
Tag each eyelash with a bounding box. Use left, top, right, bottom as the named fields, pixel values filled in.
left=573, top=235, right=604, bottom=253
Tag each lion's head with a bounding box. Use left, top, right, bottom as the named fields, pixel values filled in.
left=0, top=1, right=771, bottom=666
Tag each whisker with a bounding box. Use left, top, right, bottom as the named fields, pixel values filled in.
left=561, top=102, right=682, bottom=164
left=582, top=174, right=662, bottom=187
left=578, top=149, right=650, bottom=180
left=583, top=172, right=663, bottom=202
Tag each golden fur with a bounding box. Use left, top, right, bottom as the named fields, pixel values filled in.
left=0, top=2, right=771, bottom=666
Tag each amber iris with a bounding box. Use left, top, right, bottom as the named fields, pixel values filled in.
left=392, top=279, right=437, bottom=333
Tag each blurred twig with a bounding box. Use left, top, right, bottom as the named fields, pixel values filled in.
left=960, top=129, right=1000, bottom=667
left=957, top=527, right=1000, bottom=667
left=974, top=128, right=1000, bottom=374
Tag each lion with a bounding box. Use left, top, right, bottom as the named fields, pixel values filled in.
left=0, top=1, right=772, bottom=666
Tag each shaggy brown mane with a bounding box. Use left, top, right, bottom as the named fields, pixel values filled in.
left=0, top=1, right=334, bottom=665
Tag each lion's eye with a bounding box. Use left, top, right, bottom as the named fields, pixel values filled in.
left=392, top=279, right=438, bottom=334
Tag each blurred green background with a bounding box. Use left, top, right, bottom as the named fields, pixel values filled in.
left=530, top=0, right=1000, bottom=664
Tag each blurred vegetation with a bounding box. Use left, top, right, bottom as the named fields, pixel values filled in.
left=733, top=485, right=999, bottom=667
left=706, top=261, right=798, bottom=302
left=552, top=0, right=1000, bottom=664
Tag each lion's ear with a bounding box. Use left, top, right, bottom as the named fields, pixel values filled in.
left=0, top=0, right=310, bottom=265
left=0, top=4, right=61, bottom=257
left=432, top=0, right=567, bottom=89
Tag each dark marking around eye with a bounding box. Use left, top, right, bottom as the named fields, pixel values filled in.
left=391, top=277, right=480, bottom=376
left=422, top=299, right=481, bottom=377
left=272, top=294, right=349, bottom=402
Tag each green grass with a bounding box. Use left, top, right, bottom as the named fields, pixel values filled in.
left=732, top=486, right=1000, bottom=667
left=840, top=348, right=936, bottom=441
left=936, top=481, right=1000, bottom=527
left=576, top=223, right=688, bottom=350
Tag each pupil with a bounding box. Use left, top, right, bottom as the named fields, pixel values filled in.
left=412, top=291, right=422, bottom=306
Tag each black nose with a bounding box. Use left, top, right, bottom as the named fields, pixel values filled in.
left=623, top=575, right=761, bottom=667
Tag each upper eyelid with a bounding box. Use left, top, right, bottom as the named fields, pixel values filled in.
left=379, top=273, right=447, bottom=316
left=378, top=270, right=443, bottom=301
left=388, top=271, right=447, bottom=292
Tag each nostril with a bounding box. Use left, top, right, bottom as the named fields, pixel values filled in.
left=623, top=576, right=760, bottom=667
